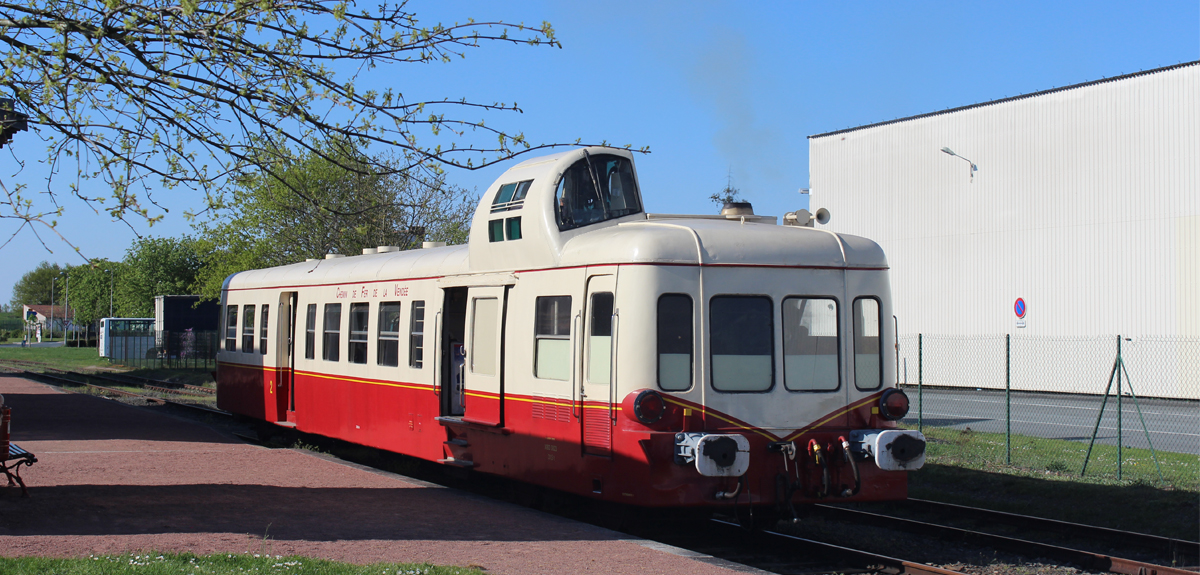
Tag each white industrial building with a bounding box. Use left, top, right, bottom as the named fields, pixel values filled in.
left=808, top=61, right=1198, bottom=398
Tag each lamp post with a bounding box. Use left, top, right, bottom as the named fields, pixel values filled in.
left=63, top=272, right=70, bottom=345
left=106, top=268, right=114, bottom=317
left=50, top=276, right=56, bottom=342
left=941, top=147, right=978, bottom=182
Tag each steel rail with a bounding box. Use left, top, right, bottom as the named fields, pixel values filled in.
left=711, top=517, right=969, bottom=575
left=813, top=505, right=1196, bottom=575
left=906, top=498, right=1199, bottom=559
left=19, top=370, right=228, bottom=417
left=101, top=372, right=216, bottom=395
left=71, top=371, right=214, bottom=398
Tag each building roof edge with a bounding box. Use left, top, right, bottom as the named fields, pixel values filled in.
left=808, top=60, right=1200, bottom=140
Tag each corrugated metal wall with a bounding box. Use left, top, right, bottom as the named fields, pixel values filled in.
left=810, top=63, right=1199, bottom=398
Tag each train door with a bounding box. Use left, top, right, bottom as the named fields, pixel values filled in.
left=461, top=286, right=508, bottom=426
left=581, top=274, right=616, bottom=456
left=276, top=291, right=297, bottom=423
left=438, top=287, right=467, bottom=417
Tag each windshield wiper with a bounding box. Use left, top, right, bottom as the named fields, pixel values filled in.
left=581, top=150, right=610, bottom=220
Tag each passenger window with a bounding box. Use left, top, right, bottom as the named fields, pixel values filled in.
left=657, top=294, right=693, bottom=391
left=554, top=154, right=642, bottom=231
left=323, top=303, right=341, bottom=362
left=710, top=296, right=774, bottom=392
left=242, top=305, right=255, bottom=353
left=854, top=298, right=882, bottom=390
left=378, top=302, right=401, bottom=367
left=782, top=298, right=839, bottom=391
left=259, top=305, right=269, bottom=355
left=304, top=304, right=316, bottom=360
left=587, top=293, right=614, bottom=384
left=534, top=296, right=571, bottom=380
left=409, top=301, right=425, bottom=368
left=349, top=303, right=369, bottom=364
left=225, top=305, right=238, bottom=352
left=471, top=297, right=499, bottom=376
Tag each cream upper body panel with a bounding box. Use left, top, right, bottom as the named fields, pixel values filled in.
left=224, top=244, right=469, bottom=292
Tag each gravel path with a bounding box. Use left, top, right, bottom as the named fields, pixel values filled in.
left=0, top=375, right=751, bottom=575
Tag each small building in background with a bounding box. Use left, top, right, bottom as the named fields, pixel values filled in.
left=154, top=295, right=220, bottom=332
left=20, top=304, right=75, bottom=339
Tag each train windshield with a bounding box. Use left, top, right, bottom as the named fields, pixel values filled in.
left=555, top=153, right=643, bottom=231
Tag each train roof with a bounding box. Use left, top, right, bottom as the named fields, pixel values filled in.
left=225, top=148, right=887, bottom=292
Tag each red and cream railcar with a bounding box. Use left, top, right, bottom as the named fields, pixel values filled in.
left=217, top=147, right=925, bottom=515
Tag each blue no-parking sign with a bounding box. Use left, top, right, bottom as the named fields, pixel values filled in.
left=1014, top=298, right=1027, bottom=319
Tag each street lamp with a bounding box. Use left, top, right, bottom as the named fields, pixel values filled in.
left=941, top=147, right=978, bottom=183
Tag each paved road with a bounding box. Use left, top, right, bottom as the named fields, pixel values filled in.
left=0, top=341, right=65, bottom=348
left=903, top=387, right=1200, bottom=456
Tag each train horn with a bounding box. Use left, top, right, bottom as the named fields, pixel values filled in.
left=784, top=208, right=832, bottom=227
left=814, top=208, right=831, bottom=225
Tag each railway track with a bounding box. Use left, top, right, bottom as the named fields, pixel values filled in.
left=712, top=517, right=971, bottom=575
left=0, top=358, right=216, bottom=401
left=7, top=367, right=226, bottom=417
left=808, top=503, right=1197, bottom=575
left=902, top=498, right=1200, bottom=564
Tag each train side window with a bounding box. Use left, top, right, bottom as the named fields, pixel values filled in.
left=349, top=303, right=369, bottom=364
left=225, top=305, right=238, bottom=352
left=304, top=304, right=316, bottom=360
left=512, top=180, right=532, bottom=201
left=587, top=293, right=614, bottom=384
left=494, top=182, right=518, bottom=204
left=259, top=305, right=269, bottom=355
left=323, top=303, right=341, bottom=362
left=710, top=296, right=774, bottom=392
left=853, top=298, right=883, bottom=390
left=657, top=294, right=693, bottom=391
left=782, top=297, right=840, bottom=391
left=534, top=296, right=571, bottom=380
left=242, top=305, right=255, bottom=353
left=409, top=301, right=425, bottom=368
left=378, top=302, right=401, bottom=367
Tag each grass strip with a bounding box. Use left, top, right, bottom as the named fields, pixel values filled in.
left=0, top=346, right=116, bottom=372
left=0, top=553, right=483, bottom=575
left=911, top=425, right=1198, bottom=490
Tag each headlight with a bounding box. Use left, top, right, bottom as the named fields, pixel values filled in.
left=879, top=388, right=910, bottom=420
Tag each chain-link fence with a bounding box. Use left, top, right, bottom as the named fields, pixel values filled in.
left=897, top=334, right=1199, bottom=489
left=105, top=330, right=219, bottom=371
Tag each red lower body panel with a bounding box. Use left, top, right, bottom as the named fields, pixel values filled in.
left=217, top=362, right=910, bottom=509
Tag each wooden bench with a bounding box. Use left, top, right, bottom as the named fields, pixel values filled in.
left=2, top=405, right=37, bottom=497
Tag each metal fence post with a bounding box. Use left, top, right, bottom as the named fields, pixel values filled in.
left=918, top=333, right=923, bottom=432
left=1006, top=333, right=1011, bottom=465
left=1117, top=335, right=1123, bottom=481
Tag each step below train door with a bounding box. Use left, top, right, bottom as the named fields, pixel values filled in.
left=581, top=274, right=616, bottom=457
left=461, top=285, right=509, bottom=426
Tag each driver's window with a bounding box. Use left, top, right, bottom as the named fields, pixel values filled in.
left=555, top=154, right=643, bottom=231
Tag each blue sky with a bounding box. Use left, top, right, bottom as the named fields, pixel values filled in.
left=2, top=0, right=1197, bottom=305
